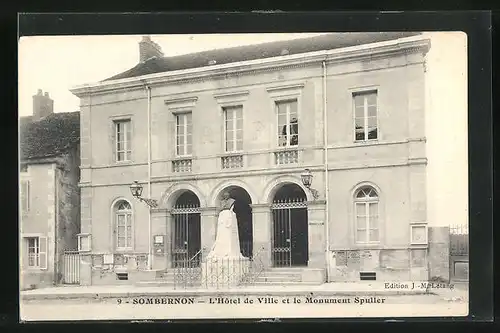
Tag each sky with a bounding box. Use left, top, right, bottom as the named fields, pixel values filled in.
left=18, top=32, right=468, bottom=227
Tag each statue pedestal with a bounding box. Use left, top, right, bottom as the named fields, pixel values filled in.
left=201, top=256, right=251, bottom=289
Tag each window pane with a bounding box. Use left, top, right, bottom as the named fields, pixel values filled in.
left=117, top=152, right=125, bottom=161
left=127, top=226, right=132, bottom=234
left=126, top=237, right=132, bottom=247
left=186, top=113, right=192, bottom=124
left=357, top=216, right=367, bottom=229
left=118, top=226, right=125, bottom=236
left=367, top=93, right=377, bottom=106
left=355, top=203, right=365, bottom=215
left=186, top=134, right=192, bottom=145
left=369, top=229, right=379, bottom=242
left=226, top=141, right=234, bottom=152
left=355, top=116, right=364, bottom=129
left=177, top=122, right=184, bottom=135
left=290, top=134, right=298, bottom=146
left=235, top=108, right=243, bottom=120
left=356, top=230, right=367, bottom=243
left=226, top=120, right=234, bottom=134
left=289, top=100, right=298, bottom=116
left=368, top=128, right=377, bottom=140
left=369, top=216, right=378, bottom=229
left=236, top=130, right=243, bottom=140
left=369, top=203, right=378, bottom=217
left=276, top=102, right=287, bottom=115
left=186, top=144, right=192, bottom=155
left=117, top=237, right=125, bottom=248
left=177, top=135, right=184, bottom=146
left=367, top=116, right=377, bottom=128
left=353, top=94, right=364, bottom=108
left=368, top=105, right=377, bottom=117
left=225, top=110, right=234, bottom=121
left=236, top=118, right=243, bottom=130
left=117, top=215, right=125, bottom=225
left=278, top=114, right=287, bottom=127
left=236, top=140, right=243, bottom=151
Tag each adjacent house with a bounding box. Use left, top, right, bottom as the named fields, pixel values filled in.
left=19, top=90, right=81, bottom=289
left=70, top=33, right=431, bottom=286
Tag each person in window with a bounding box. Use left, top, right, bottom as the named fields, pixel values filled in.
left=281, top=117, right=298, bottom=146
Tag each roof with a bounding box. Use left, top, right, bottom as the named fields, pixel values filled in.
left=19, top=111, right=80, bottom=162
left=105, top=32, right=422, bottom=81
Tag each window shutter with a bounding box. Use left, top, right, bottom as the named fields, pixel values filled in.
left=21, top=238, right=27, bottom=269
left=39, top=236, right=48, bottom=270
left=111, top=121, right=116, bottom=163
left=26, top=181, right=30, bottom=211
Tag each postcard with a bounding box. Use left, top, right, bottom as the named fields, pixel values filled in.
left=18, top=31, right=469, bottom=321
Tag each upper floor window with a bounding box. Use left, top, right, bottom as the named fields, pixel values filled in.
left=276, top=99, right=299, bottom=147
left=224, top=106, right=243, bottom=152
left=25, top=236, right=47, bottom=269
left=20, top=180, right=30, bottom=213
left=114, top=120, right=132, bottom=162
left=354, top=186, right=380, bottom=244
left=176, top=113, right=192, bottom=156
left=354, top=91, right=378, bottom=142
left=114, top=200, right=133, bottom=250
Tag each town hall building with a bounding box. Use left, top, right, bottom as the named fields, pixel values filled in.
left=70, top=33, right=431, bottom=286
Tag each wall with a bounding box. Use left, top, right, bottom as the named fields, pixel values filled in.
left=79, top=43, right=428, bottom=282
left=54, top=146, right=81, bottom=284
left=20, top=163, right=56, bottom=289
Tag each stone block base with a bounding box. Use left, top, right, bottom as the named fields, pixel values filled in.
left=301, top=268, right=326, bottom=284
left=90, top=268, right=158, bottom=285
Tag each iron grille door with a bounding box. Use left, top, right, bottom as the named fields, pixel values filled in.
left=171, top=205, right=201, bottom=268
left=271, top=199, right=307, bottom=267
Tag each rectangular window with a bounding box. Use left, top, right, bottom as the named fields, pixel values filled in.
left=25, top=236, right=46, bottom=269
left=114, top=120, right=132, bottom=162
left=176, top=113, right=193, bottom=156
left=354, top=91, right=378, bottom=141
left=276, top=100, right=299, bottom=147
left=20, top=180, right=30, bottom=213
left=224, top=106, right=243, bottom=152
left=355, top=202, right=379, bottom=243
left=116, top=213, right=132, bottom=249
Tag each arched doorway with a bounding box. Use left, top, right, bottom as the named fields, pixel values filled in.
left=215, top=186, right=253, bottom=258
left=271, top=183, right=308, bottom=267
left=171, top=191, right=201, bottom=267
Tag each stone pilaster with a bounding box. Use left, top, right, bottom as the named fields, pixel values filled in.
left=79, top=253, right=92, bottom=286
left=251, top=204, right=272, bottom=269
left=200, top=207, right=217, bottom=258
left=151, top=208, right=168, bottom=270
left=428, top=226, right=450, bottom=282
left=307, top=200, right=326, bottom=269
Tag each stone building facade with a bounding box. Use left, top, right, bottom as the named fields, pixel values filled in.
left=19, top=90, right=81, bottom=289
left=70, top=33, right=431, bottom=285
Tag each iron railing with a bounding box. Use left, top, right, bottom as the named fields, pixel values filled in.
left=172, top=245, right=266, bottom=289
left=450, top=224, right=469, bottom=256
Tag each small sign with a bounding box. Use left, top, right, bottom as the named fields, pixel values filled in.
left=154, top=235, right=164, bottom=244
left=308, top=220, right=324, bottom=225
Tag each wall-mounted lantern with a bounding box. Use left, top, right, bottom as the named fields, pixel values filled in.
left=300, top=169, right=319, bottom=200
left=130, top=180, right=159, bottom=208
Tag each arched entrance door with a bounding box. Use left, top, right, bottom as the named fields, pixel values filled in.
left=271, top=183, right=308, bottom=267
left=216, top=186, right=253, bottom=258
left=171, top=191, right=201, bottom=267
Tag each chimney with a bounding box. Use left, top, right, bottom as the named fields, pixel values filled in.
left=32, top=89, right=54, bottom=121
left=139, top=36, right=164, bottom=62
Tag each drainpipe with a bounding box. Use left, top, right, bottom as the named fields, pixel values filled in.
left=322, top=59, right=330, bottom=281
left=145, top=83, right=153, bottom=270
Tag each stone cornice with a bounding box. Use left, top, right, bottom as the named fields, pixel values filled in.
left=70, top=36, right=431, bottom=97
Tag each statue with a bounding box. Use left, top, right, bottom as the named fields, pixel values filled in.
left=202, top=191, right=249, bottom=288
left=206, top=192, right=244, bottom=259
